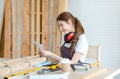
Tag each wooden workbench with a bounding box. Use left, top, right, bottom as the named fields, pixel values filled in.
left=47, top=67, right=120, bottom=79
left=1, top=67, right=120, bottom=79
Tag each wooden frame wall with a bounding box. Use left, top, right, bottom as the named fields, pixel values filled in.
left=4, top=0, right=11, bottom=58
left=48, top=0, right=68, bottom=56
left=3, top=0, right=47, bottom=58
left=2, top=0, right=68, bottom=59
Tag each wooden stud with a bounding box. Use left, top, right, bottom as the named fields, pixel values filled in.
left=11, top=0, right=17, bottom=58
left=23, top=0, right=30, bottom=56
left=56, top=0, right=62, bottom=56
left=55, top=0, right=59, bottom=56
left=50, top=0, right=54, bottom=51
left=65, top=0, right=68, bottom=11
left=55, top=0, right=68, bottom=56
left=30, top=0, right=35, bottom=55
left=36, top=0, right=40, bottom=54
left=4, top=0, right=11, bottom=58
left=17, top=0, right=21, bottom=57
left=42, top=0, right=48, bottom=50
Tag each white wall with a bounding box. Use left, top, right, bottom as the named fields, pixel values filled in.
left=0, top=0, right=4, bottom=43
left=0, top=0, right=4, bottom=26
left=68, top=0, right=120, bottom=68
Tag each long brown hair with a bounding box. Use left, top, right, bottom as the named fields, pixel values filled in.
left=57, top=12, right=85, bottom=52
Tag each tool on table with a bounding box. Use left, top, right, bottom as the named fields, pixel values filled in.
left=4, top=67, right=41, bottom=79
left=71, top=61, right=91, bottom=71
left=42, top=62, right=61, bottom=71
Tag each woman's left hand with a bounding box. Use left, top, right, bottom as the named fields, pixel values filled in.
left=38, top=49, right=52, bottom=57
left=43, top=50, right=52, bottom=57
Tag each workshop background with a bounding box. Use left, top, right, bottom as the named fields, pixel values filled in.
left=0, top=0, right=120, bottom=69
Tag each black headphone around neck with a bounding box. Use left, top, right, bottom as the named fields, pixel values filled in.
left=64, top=32, right=75, bottom=43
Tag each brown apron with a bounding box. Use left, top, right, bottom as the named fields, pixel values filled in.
left=60, top=43, right=91, bottom=71
left=60, top=43, right=75, bottom=60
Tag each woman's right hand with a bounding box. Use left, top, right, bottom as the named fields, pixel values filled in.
left=38, top=49, right=45, bottom=57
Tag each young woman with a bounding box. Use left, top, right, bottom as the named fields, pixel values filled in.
left=39, top=12, right=88, bottom=64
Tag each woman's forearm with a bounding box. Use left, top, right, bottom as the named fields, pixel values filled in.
left=43, top=50, right=63, bottom=61
left=71, top=52, right=83, bottom=64
left=49, top=52, right=63, bottom=61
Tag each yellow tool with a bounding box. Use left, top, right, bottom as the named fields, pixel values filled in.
left=4, top=67, right=41, bottom=79
left=4, top=62, right=61, bottom=79
left=43, top=63, right=61, bottom=70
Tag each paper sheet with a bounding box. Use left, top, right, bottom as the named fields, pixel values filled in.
left=34, top=41, right=44, bottom=54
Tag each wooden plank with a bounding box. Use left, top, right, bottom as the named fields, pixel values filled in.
left=80, top=68, right=107, bottom=79
left=42, top=0, right=48, bottom=50
left=55, top=0, right=68, bottom=56
left=56, top=0, right=62, bottom=56
left=9, top=63, right=30, bottom=72
left=52, top=0, right=57, bottom=53
left=58, top=0, right=62, bottom=13
left=17, top=0, right=21, bottom=57
left=36, top=0, right=40, bottom=54
left=30, top=0, right=35, bottom=55
left=4, top=0, right=11, bottom=58
left=61, top=0, right=63, bottom=12
left=0, top=62, right=5, bottom=67
left=11, top=0, right=17, bottom=58
left=23, top=55, right=39, bottom=60
left=3, top=58, right=26, bottom=66
left=55, top=0, right=60, bottom=56
left=61, top=0, right=68, bottom=11
left=64, top=0, right=68, bottom=11
left=26, top=57, right=46, bottom=66
left=56, top=0, right=59, bottom=14
left=23, top=0, right=30, bottom=56
left=0, top=67, right=11, bottom=76
left=50, top=0, right=54, bottom=52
